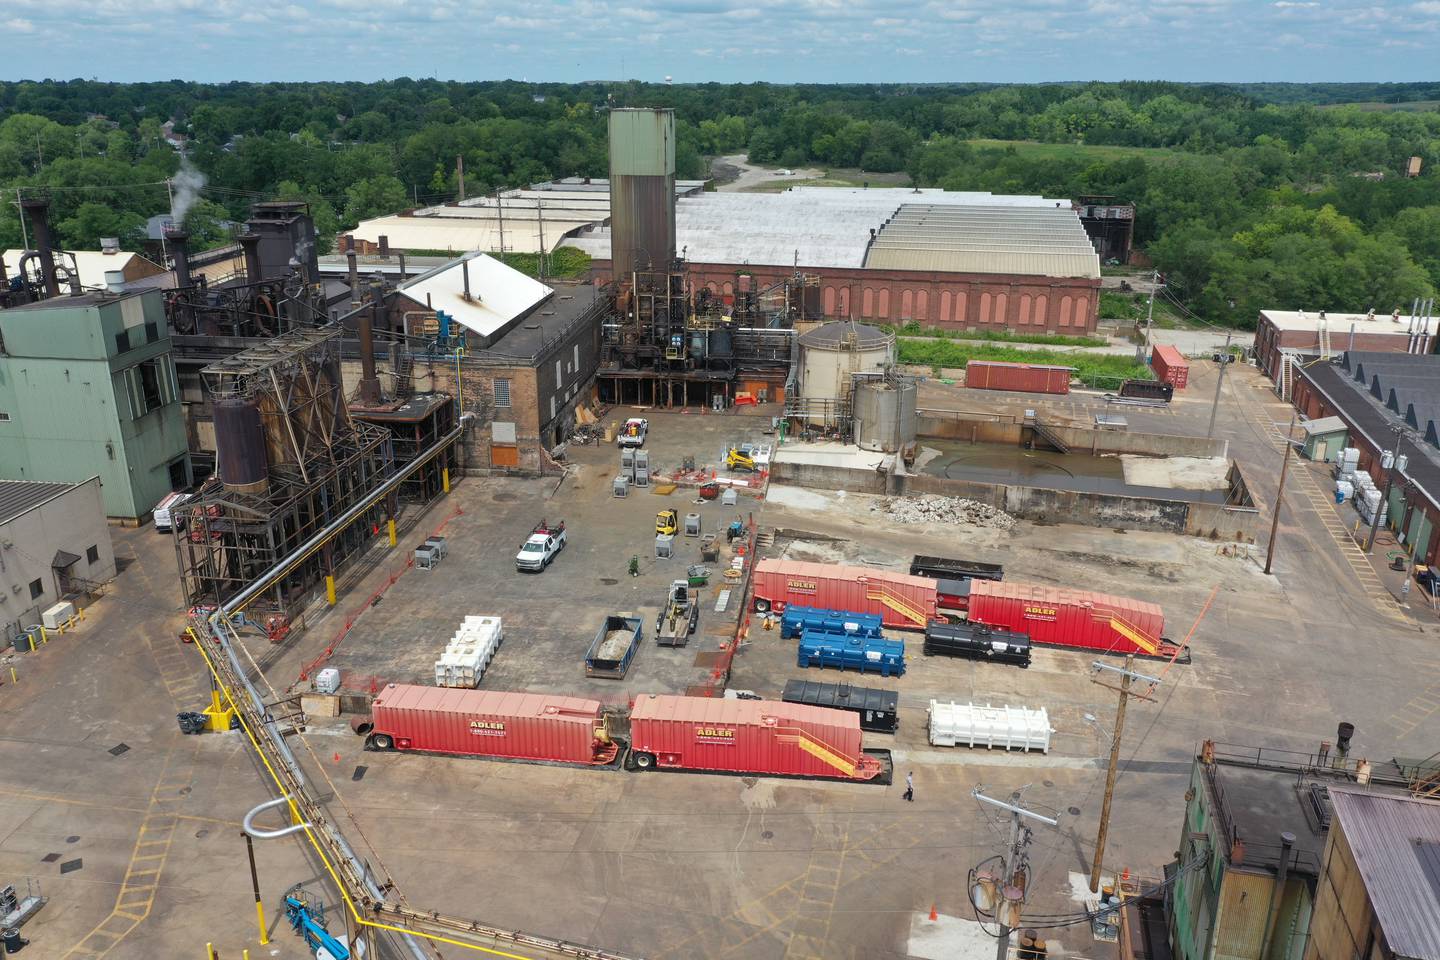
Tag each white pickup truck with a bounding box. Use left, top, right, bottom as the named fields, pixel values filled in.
left=617, top=417, right=648, bottom=447
left=515, top=519, right=567, bottom=572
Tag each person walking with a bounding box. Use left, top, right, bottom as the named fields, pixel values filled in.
left=902, top=771, right=914, bottom=802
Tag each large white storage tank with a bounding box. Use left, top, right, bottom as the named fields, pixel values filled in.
left=928, top=700, right=1052, bottom=753
left=798, top=321, right=895, bottom=401
left=853, top=377, right=918, bottom=453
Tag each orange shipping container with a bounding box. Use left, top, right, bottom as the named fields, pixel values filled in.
left=965, top=361, right=1072, bottom=395
left=1150, top=345, right=1189, bottom=389
left=966, top=581, right=1165, bottom=656
left=752, top=559, right=937, bottom=629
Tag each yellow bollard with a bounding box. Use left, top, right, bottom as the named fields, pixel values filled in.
left=206, top=943, right=216, bottom=960
left=325, top=574, right=337, bottom=606
left=442, top=467, right=451, bottom=494
left=244, top=952, right=250, bottom=960
left=38, top=625, right=47, bottom=644
left=26, top=634, right=35, bottom=653
left=387, top=518, right=397, bottom=547
left=255, top=898, right=269, bottom=944
left=9, top=667, right=16, bottom=684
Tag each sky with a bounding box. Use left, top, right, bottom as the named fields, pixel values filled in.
left=5, top=0, right=1440, bottom=84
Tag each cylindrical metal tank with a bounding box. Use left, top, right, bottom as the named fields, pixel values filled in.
left=688, top=329, right=708, bottom=360
left=853, top=378, right=918, bottom=453
left=797, top=321, right=895, bottom=401
left=608, top=108, right=676, bottom=282
left=213, top=397, right=269, bottom=494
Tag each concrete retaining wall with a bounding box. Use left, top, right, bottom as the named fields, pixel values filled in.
left=915, top=410, right=1228, bottom=459
left=773, top=460, right=1259, bottom=541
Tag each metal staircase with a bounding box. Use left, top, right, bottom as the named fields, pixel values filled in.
left=1408, top=751, right=1440, bottom=799
left=866, top=586, right=927, bottom=627
left=1318, top=318, right=1332, bottom=360
left=392, top=352, right=415, bottom=399
left=1099, top=611, right=1159, bottom=655
left=1029, top=419, right=1071, bottom=454
left=777, top=728, right=858, bottom=777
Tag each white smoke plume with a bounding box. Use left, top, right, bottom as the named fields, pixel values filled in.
left=170, top=157, right=207, bottom=225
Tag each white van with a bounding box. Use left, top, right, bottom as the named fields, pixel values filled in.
left=153, top=491, right=191, bottom=534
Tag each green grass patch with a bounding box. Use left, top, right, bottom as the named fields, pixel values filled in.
left=1098, top=291, right=1145, bottom=321
left=880, top=320, right=1106, bottom=348
left=965, top=139, right=1179, bottom=161
left=495, top=246, right=591, bottom=280
left=897, top=340, right=1151, bottom=388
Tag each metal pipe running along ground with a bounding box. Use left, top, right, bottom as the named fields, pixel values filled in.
left=198, top=420, right=638, bottom=960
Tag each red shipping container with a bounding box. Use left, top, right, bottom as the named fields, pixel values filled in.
left=628, top=694, right=882, bottom=780
left=365, top=685, right=618, bottom=765
left=1150, top=345, right=1189, bottom=389
left=965, top=360, right=1073, bottom=395
left=966, top=581, right=1165, bottom=657
left=752, top=559, right=937, bottom=629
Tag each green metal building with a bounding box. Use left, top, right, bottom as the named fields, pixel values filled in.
left=0, top=288, right=189, bottom=521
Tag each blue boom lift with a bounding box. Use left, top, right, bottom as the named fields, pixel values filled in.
left=284, top=884, right=353, bottom=960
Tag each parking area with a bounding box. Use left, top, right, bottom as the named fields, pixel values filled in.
left=13, top=359, right=1439, bottom=959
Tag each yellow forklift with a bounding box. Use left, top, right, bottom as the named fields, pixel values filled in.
left=656, top=509, right=678, bottom=536
left=724, top=446, right=757, bottom=472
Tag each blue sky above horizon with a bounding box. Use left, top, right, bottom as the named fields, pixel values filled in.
left=5, top=0, right=1440, bottom=84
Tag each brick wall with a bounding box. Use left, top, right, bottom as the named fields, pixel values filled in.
left=589, top=259, right=1101, bottom=333
left=1253, top=317, right=1413, bottom=381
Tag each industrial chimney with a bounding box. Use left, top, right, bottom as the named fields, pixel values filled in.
left=20, top=198, right=61, bottom=299
left=355, top=282, right=384, bottom=406
left=166, top=227, right=194, bottom=289
left=607, top=107, right=676, bottom=283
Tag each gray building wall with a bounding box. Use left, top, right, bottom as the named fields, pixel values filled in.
left=0, top=477, right=115, bottom=637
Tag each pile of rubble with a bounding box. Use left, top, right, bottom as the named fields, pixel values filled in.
left=876, top=495, right=1017, bottom=530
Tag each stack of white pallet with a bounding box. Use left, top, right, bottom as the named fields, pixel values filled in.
left=927, top=700, right=1052, bottom=753
left=1352, top=471, right=1387, bottom=526
left=434, top=616, right=503, bottom=688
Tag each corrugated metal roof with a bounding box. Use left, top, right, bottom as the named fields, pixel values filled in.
left=864, top=203, right=1100, bottom=278
left=397, top=253, right=551, bottom=339
left=2, top=249, right=164, bottom=288
left=566, top=187, right=1084, bottom=275
left=0, top=479, right=78, bottom=525
left=1328, top=788, right=1440, bottom=959
left=350, top=215, right=594, bottom=255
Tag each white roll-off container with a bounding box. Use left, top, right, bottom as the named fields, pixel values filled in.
left=927, top=700, right=1052, bottom=753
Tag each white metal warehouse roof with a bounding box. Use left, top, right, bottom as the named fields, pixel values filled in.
left=566, top=187, right=1095, bottom=278
left=397, top=253, right=551, bottom=339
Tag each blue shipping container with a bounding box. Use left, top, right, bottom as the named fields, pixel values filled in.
left=796, top=631, right=905, bottom=677
left=780, top=606, right=885, bottom=641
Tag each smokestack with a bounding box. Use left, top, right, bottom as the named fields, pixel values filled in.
left=398, top=252, right=407, bottom=280
left=356, top=284, right=384, bottom=406
left=607, top=108, right=676, bottom=283
left=378, top=235, right=390, bottom=260
left=461, top=257, right=473, bottom=302
left=239, top=230, right=263, bottom=283
left=1259, top=831, right=1297, bottom=960
left=167, top=228, right=193, bottom=289
left=348, top=249, right=361, bottom=306
left=20, top=198, right=61, bottom=299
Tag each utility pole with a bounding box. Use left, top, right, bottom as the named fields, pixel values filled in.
left=1206, top=331, right=1233, bottom=439
left=1364, top=423, right=1406, bottom=552
left=15, top=189, right=30, bottom=249
left=1139, top=269, right=1159, bottom=363
left=1088, top=658, right=1159, bottom=893
left=456, top=154, right=466, bottom=202
left=972, top=788, right=1058, bottom=960
left=496, top=188, right=506, bottom=254
left=1264, top=410, right=1299, bottom=575
left=536, top=196, right=547, bottom=282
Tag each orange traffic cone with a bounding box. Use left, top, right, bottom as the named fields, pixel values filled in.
left=928, top=904, right=938, bottom=922
left=1121, top=868, right=1130, bottom=882
left=333, top=752, right=341, bottom=765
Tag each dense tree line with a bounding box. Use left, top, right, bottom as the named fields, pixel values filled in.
left=1, top=79, right=1437, bottom=325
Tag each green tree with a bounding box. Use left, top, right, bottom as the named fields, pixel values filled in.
left=344, top=174, right=408, bottom=225
left=57, top=201, right=146, bottom=249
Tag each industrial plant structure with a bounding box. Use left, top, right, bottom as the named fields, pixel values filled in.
left=572, top=184, right=1103, bottom=333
